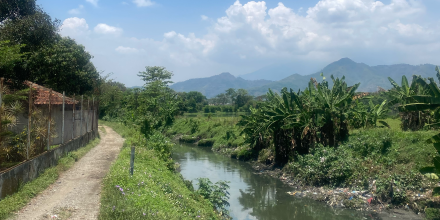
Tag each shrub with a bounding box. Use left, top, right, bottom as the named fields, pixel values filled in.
left=196, top=178, right=230, bottom=217
left=198, top=139, right=215, bottom=147
left=425, top=208, right=440, bottom=220
left=236, top=146, right=252, bottom=160
left=179, top=135, right=198, bottom=143
left=148, top=132, right=173, bottom=162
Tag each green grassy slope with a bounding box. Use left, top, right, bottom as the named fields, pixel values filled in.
left=99, top=121, right=220, bottom=220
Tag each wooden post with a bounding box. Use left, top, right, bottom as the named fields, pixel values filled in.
left=62, top=92, right=65, bottom=144
left=92, top=97, right=94, bottom=131
left=27, top=83, right=33, bottom=160
left=130, top=147, right=135, bottom=175
left=92, top=96, right=95, bottom=131
left=87, top=99, right=89, bottom=133
left=47, top=89, right=52, bottom=151
left=72, top=95, right=75, bottom=140
left=80, top=95, right=83, bottom=136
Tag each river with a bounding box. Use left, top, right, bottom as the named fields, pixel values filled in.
left=172, top=143, right=387, bottom=220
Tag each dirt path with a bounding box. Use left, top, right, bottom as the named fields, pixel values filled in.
left=11, top=126, right=124, bottom=220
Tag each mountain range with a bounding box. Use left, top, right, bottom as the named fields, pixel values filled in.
left=170, top=58, right=439, bottom=98
left=169, top=72, right=272, bottom=98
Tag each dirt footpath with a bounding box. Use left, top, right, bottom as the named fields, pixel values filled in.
left=11, top=126, right=124, bottom=220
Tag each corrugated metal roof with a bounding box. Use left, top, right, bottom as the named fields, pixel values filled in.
left=23, top=81, right=79, bottom=105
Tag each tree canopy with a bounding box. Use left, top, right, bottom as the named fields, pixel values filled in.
left=0, top=0, right=99, bottom=95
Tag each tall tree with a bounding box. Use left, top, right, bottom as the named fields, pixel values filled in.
left=0, top=1, right=99, bottom=95
left=225, top=88, right=237, bottom=105
left=236, top=89, right=251, bottom=108
left=23, top=37, right=100, bottom=95
left=137, top=66, right=173, bottom=87
left=0, top=0, right=37, bottom=22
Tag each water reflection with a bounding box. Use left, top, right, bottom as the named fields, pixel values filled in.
left=173, top=144, right=379, bottom=220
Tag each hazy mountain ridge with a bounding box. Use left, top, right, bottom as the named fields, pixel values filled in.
left=170, top=72, right=272, bottom=98
left=171, top=58, right=439, bottom=97
left=247, top=58, right=438, bottom=96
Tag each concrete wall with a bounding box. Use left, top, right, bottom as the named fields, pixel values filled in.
left=11, top=104, right=98, bottom=146
left=0, top=130, right=99, bottom=199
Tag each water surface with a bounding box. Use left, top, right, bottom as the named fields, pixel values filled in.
left=173, top=143, right=381, bottom=220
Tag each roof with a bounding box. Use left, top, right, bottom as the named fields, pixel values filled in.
left=23, top=81, right=79, bottom=105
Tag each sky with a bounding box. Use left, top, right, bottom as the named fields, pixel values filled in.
left=37, top=0, right=440, bottom=87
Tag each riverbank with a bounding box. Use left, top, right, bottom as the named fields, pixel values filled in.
left=99, top=121, right=222, bottom=220
left=168, top=116, right=440, bottom=220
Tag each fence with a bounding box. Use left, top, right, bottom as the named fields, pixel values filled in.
left=0, top=79, right=99, bottom=171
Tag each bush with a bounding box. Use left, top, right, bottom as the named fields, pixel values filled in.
left=148, top=132, right=173, bottom=162
left=425, top=208, right=440, bottom=220
left=288, top=145, right=357, bottom=187
left=189, top=119, right=200, bottom=134
left=196, top=178, right=230, bottom=217
left=179, top=135, right=198, bottom=143
left=236, top=146, right=252, bottom=160
left=198, top=139, right=215, bottom=147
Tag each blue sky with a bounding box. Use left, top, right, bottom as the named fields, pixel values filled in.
left=37, top=0, right=440, bottom=86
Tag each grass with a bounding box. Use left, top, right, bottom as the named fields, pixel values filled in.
left=0, top=137, right=101, bottom=220
left=167, top=116, right=245, bottom=157
left=99, top=120, right=220, bottom=220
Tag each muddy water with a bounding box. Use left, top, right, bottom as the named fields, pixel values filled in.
left=173, top=143, right=382, bottom=220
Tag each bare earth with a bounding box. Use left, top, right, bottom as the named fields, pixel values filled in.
left=11, top=126, right=124, bottom=220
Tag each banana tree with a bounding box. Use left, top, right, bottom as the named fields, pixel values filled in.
left=369, top=99, right=389, bottom=128
left=400, top=66, right=440, bottom=196
left=388, top=75, right=430, bottom=130
left=239, top=74, right=360, bottom=165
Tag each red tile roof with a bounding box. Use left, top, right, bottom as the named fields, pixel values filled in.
left=23, top=81, right=79, bottom=105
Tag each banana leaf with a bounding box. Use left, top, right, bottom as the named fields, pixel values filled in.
left=378, top=121, right=390, bottom=128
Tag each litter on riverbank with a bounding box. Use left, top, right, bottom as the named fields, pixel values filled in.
left=250, top=161, right=440, bottom=219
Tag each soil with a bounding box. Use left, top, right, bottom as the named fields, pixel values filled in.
left=9, top=126, right=124, bottom=220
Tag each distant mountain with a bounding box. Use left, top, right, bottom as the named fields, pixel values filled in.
left=170, top=72, right=272, bottom=98
left=247, top=58, right=439, bottom=96
left=239, top=63, right=299, bottom=81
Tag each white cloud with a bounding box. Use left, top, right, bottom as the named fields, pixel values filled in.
left=58, top=0, right=440, bottom=87
left=60, top=17, right=90, bottom=37
left=115, top=46, right=140, bottom=53
left=94, top=24, right=123, bottom=35
left=201, top=15, right=209, bottom=20
left=68, top=5, right=84, bottom=15
left=133, top=0, right=154, bottom=7
left=86, top=0, right=99, bottom=7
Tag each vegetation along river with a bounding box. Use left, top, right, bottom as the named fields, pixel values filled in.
left=173, top=143, right=393, bottom=220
